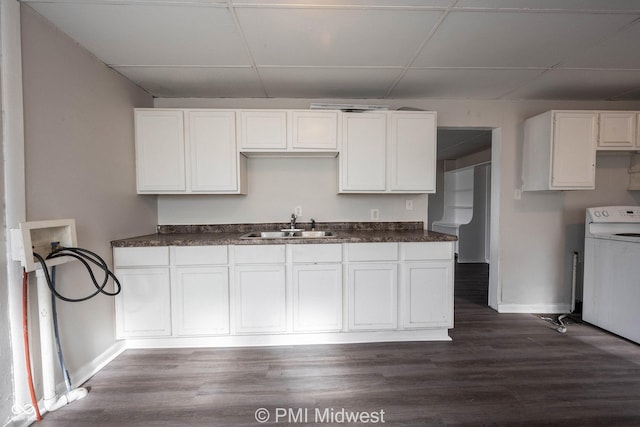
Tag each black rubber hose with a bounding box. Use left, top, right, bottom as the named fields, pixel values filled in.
left=32, top=247, right=121, bottom=303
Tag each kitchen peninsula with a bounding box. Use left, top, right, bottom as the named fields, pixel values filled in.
left=112, top=222, right=456, bottom=348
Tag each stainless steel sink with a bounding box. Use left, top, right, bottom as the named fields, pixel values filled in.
left=301, top=231, right=332, bottom=238
left=240, top=230, right=336, bottom=239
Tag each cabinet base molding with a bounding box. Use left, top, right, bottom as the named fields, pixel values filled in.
left=121, top=329, right=451, bottom=349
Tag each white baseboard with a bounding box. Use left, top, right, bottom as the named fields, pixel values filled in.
left=70, top=340, right=126, bottom=387
left=123, top=329, right=452, bottom=349
left=498, top=303, right=571, bottom=314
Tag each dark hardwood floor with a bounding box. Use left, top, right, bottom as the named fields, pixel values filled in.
left=36, top=263, right=640, bottom=426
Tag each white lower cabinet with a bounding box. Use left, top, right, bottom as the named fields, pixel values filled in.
left=233, top=245, right=286, bottom=334
left=174, top=266, right=229, bottom=336
left=290, top=244, right=343, bottom=332
left=114, top=240, right=454, bottom=345
left=234, top=265, right=286, bottom=333
left=348, top=263, right=398, bottom=330
left=401, top=262, right=453, bottom=328
left=292, top=264, right=343, bottom=332
left=173, top=246, right=230, bottom=336
left=401, top=242, right=454, bottom=329
left=114, top=247, right=171, bottom=339
left=115, top=267, right=172, bottom=338
left=346, top=242, right=399, bottom=330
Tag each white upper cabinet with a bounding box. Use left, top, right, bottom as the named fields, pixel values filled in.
left=291, top=110, right=339, bottom=150
left=389, top=112, right=437, bottom=192
left=238, top=110, right=288, bottom=150
left=339, top=111, right=437, bottom=193
left=188, top=110, right=242, bottom=193
left=598, top=112, right=636, bottom=150
left=134, top=109, right=246, bottom=194
left=238, top=109, right=339, bottom=152
left=135, top=109, right=186, bottom=192
left=522, top=110, right=598, bottom=191
left=340, top=112, right=387, bottom=192
left=637, top=114, right=640, bottom=149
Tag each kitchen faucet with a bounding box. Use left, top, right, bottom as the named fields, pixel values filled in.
left=290, top=213, right=297, bottom=230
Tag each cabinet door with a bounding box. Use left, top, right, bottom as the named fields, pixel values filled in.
left=340, top=113, right=386, bottom=192
left=135, top=110, right=185, bottom=192
left=389, top=112, right=436, bottom=192
left=187, top=111, right=239, bottom=192
left=348, top=263, right=397, bottom=330
left=292, top=264, right=343, bottom=332
left=174, top=266, right=229, bottom=336
left=115, top=267, right=171, bottom=338
left=551, top=112, right=597, bottom=189
left=291, top=110, right=339, bottom=150
left=401, top=262, right=453, bottom=329
left=598, top=112, right=636, bottom=150
left=637, top=113, right=640, bottom=149
left=239, top=111, right=287, bottom=150
left=234, top=265, right=286, bottom=333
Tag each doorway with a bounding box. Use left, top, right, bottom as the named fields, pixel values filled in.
left=429, top=127, right=494, bottom=304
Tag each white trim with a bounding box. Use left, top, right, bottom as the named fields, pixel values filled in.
left=69, top=341, right=127, bottom=389
left=122, top=329, right=451, bottom=349
left=1, top=0, right=28, bottom=421
left=497, top=303, right=571, bottom=314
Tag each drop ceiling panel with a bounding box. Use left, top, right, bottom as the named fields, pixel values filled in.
left=236, top=7, right=443, bottom=66
left=413, top=11, right=636, bottom=68
left=559, top=21, right=640, bottom=69
left=437, top=129, right=492, bottom=160
left=113, top=67, right=266, bottom=98
left=259, top=67, right=402, bottom=98
left=27, top=2, right=251, bottom=66
left=505, top=69, right=640, bottom=100
left=453, top=0, right=640, bottom=12
left=232, top=0, right=452, bottom=6
left=391, top=68, right=544, bottom=99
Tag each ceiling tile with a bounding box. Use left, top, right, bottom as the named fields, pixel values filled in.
left=437, top=129, right=492, bottom=160
left=453, top=0, right=640, bottom=12
left=414, top=11, right=636, bottom=68
left=258, top=67, right=402, bottom=98
left=232, top=0, right=452, bottom=6
left=113, top=67, right=266, bottom=98
left=390, top=68, right=544, bottom=99
left=26, top=2, right=251, bottom=66
left=236, top=7, right=443, bottom=66
left=504, top=69, right=640, bottom=100
left=559, top=20, right=640, bottom=69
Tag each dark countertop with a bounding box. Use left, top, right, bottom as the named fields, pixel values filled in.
left=111, top=222, right=457, bottom=247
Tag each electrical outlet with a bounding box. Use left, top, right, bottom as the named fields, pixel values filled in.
left=370, top=209, right=379, bottom=220
left=406, top=200, right=413, bottom=211
left=295, top=205, right=303, bottom=217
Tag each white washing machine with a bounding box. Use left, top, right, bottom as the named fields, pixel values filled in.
left=583, top=206, right=640, bottom=344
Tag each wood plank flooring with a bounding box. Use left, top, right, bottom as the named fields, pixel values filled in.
left=36, top=263, right=640, bottom=426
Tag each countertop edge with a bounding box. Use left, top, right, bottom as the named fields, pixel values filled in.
left=111, top=225, right=457, bottom=248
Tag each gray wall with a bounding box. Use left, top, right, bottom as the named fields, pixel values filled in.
left=2, top=4, right=155, bottom=418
